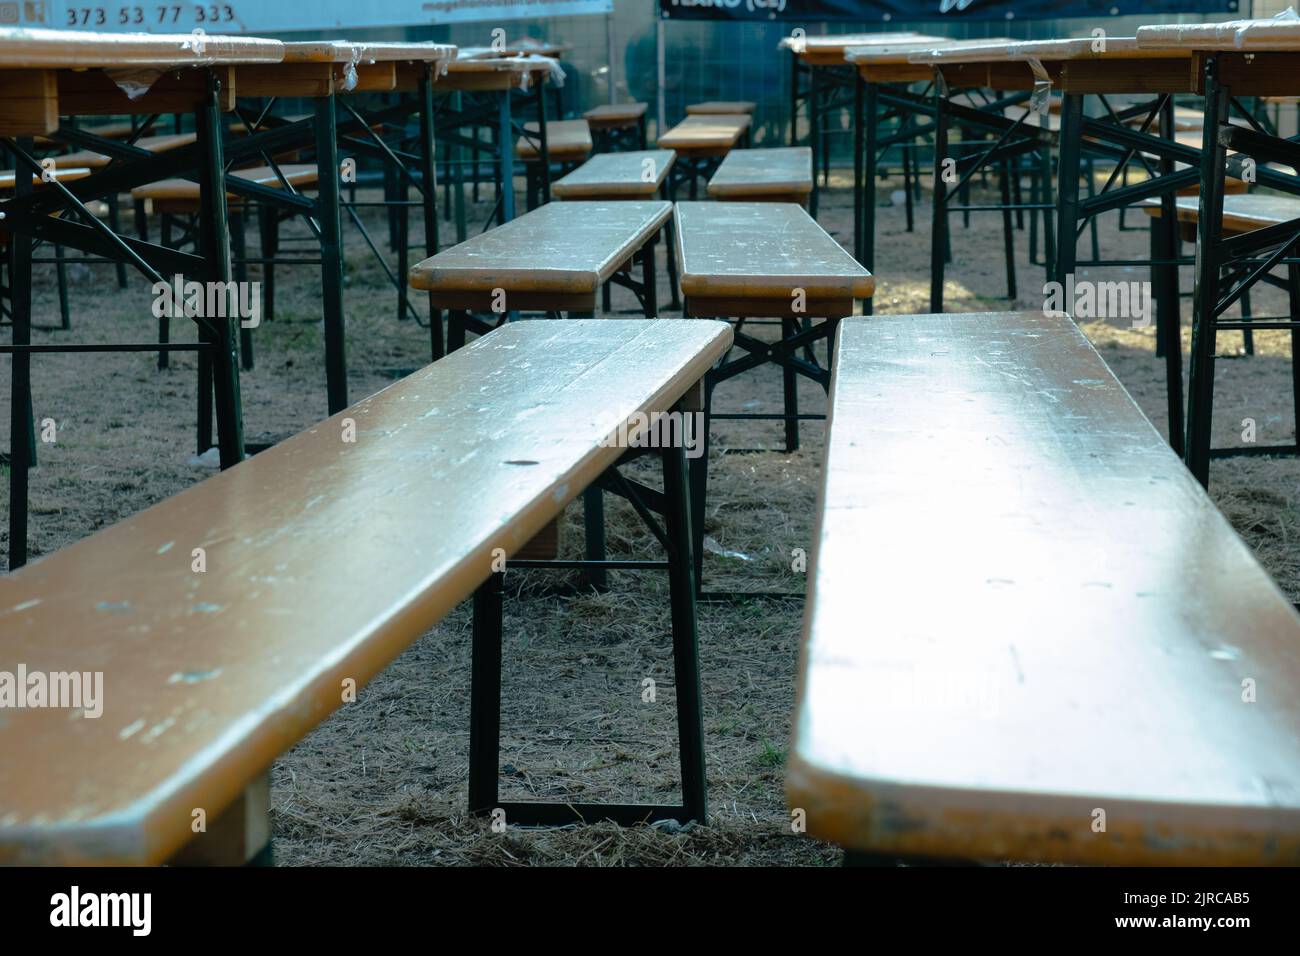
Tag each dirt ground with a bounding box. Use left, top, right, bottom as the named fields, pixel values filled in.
left=2, top=161, right=1297, bottom=867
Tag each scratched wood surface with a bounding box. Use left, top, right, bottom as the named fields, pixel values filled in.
left=675, top=201, right=873, bottom=301
left=0, top=319, right=733, bottom=865
left=707, top=148, right=813, bottom=201
left=787, top=311, right=1300, bottom=865
left=552, top=150, right=674, bottom=199
left=409, top=200, right=672, bottom=295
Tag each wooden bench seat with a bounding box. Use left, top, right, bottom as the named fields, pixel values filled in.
left=552, top=149, right=674, bottom=200
left=130, top=163, right=319, bottom=211
left=788, top=310, right=1300, bottom=865
left=707, top=147, right=813, bottom=205
left=57, top=131, right=198, bottom=169
left=1141, top=192, right=1300, bottom=237
left=0, top=319, right=732, bottom=865
left=515, top=119, right=592, bottom=163
left=657, top=114, right=751, bottom=158
left=584, top=102, right=648, bottom=128
left=0, top=167, right=92, bottom=189
left=686, top=101, right=757, bottom=116
left=675, top=201, right=873, bottom=316
left=409, top=199, right=671, bottom=317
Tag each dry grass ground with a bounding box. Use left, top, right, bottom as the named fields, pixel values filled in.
left=2, top=162, right=1296, bottom=867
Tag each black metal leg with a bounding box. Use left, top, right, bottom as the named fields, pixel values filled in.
left=1288, top=256, right=1300, bottom=446
left=783, top=316, right=800, bottom=453
left=159, top=214, right=172, bottom=370
left=1186, top=54, right=1228, bottom=487
left=196, top=71, right=244, bottom=468
left=107, top=192, right=127, bottom=289
left=853, top=76, right=864, bottom=263
left=231, top=208, right=253, bottom=372
left=641, top=237, right=657, bottom=317
left=315, top=93, right=348, bottom=415
left=1054, top=94, right=1083, bottom=287
left=582, top=486, right=608, bottom=591
left=662, top=439, right=708, bottom=823
left=447, top=308, right=466, bottom=352
left=55, top=243, right=69, bottom=330
left=468, top=570, right=504, bottom=815
left=999, top=158, right=1017, bottom=300
left=690, top=375, right=714, bottom=597
left=929, top=91, right=950, bottom=313
left=418, top=65, right=444, bottom=362
left=663, top=217, right=681, bottom=312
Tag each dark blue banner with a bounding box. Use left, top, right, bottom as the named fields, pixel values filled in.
left=659, top=0, right=1236, bottom=21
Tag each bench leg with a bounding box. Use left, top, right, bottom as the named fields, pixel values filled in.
left=159, top=214, right=172, bottom=371
left=417, top=64, right=445, bottom=362
left=929, top=90, right=950, bottom=313
left=315, top=93, right=349, bottom=415
left=259, top=206, right=278, bottom=325
left=783, top=317, right=800, bottom=453
left=582, top=486, right=608, bottom=591
left=54, top=243, right=70, bottom=330
left=468, top=437, right=708, bottom=827
left=641, top=236, right=658, bottom=317
left=690, top=376, right=715, bottom=598
left=231, top=209, right=253, bottom=372
left=169, top=772, right=272, bottom=866
left=7, top=141, right=34, bottom=570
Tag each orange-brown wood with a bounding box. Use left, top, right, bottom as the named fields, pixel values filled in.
left=788, top=311, right=1300, bottom=865
left=0, top=26, right=282, bottom=69
left=657, top=114, right=750, bottom=157
left=57, top=131, right=198, bottom=169
left=583, top=102, right=647, bottom=129
left=131, top=164, right=319, bottom=204
left=56, top=65, right=238, bottom=115
left=516, top=119, right=592, bottom=162
left=685, top=101, right=757, bottom=116
left=1141, top=193, right=1300, bottom=235
left=779, top=32, right=935, bottom=66
left=0, top=166, right=91, bottom=189
left=0, top=319, right=732, bottom=866
left=0, top=69, right=56, bottom=136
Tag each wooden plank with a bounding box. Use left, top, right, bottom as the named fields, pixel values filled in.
left=1141, top=193, right=1300, bottom=235
left=281, top=41, right=456, bottom=64
left=1138, top=18, right=1300, bottom=51
left=516, top=119, right=592, bottom=162
left=1195, top=51, right=1300, bottom=96
left=675, top=201, right=873, bottom=309
left=0, top=69, right=56, bottom=136
left=0, top=318, right=733, bottom=866
left=409, top=200, right=672, bottom=308
left=231, top=63, right=334, bottom=99
left=56, top=66, right=236, bottom=115
left=131, top=164, right=319, bottom=202
left=552, top=150, right=674, bottom=200
left=707, top=147, right=812, bottom=202
left=656, top=114, right=750, bottom=155
left=779, top=32, right=936, bottom=66
left=0, top=26, right=282, bottom=68
left=0, top=166, right=91, bottom=189
left=788, top=311, right=1300, bottom=865
left=583, top=102, right=647, bottom=128
left=58, top=131, right=199, bottom=169
left=685, top=101, right=757, bottom=115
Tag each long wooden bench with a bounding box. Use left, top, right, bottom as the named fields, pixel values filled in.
left=409, top=199, right=672, bottom=346
left=0, top=318, right=731, bottom=864
left=788, top=310, right=1300, bottom=865
left=674, top=200, right=872, bottom=595
left=707, top=147, right=813, bottom=206
left=685, top=101, right=756, bottom=116
left=551, top=150, right=680, bottom=311
left=515, top=118, right=592, bottom=209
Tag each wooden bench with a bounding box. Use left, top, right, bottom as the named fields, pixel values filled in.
left=409, top=199, right=673, bottom=347
left=583, top=101, right=648, bottom=150
left=515, top=118, right=592, bottom=209
left=788, top=310, right=1300, bottom=866
left=657, top=114, right=751, bottom=199
left=130, top=163, right=320, bottom=213
left=685, top=101, right=756, bottom=116
left=551, top=150, right=680, bottom=311
left=707, top=147, right=813, bottom=206
left=674, top=200, right=872, bottom=595
left=0, top=318, right=731, bottom=864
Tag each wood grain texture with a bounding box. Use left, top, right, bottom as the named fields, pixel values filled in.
left=0, top=319, right=733, bottom=865
left=58, top=132, right=198, bottom=169
left=675, top=201, right=873, bottom=301
left=552, top=150, right=674, bottom=199
left=408, top=200, right=672, bottom=296
left=516, top=119, right=592, bottom=161
left=788, top=311, right=1300, bottom=865
left=707, top=148, right=813, bottom=200
left=130, top=164, right=318, bottom=201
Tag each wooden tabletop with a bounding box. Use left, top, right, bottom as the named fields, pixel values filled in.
left=1142, top=193, right=1300, bottom=234
left=685, top=101, right=757, bottom=115
left=846, top=37, right=1014, bottom=66
left=910, top=36, right=1187, bottom=65
left=552, top=150, right=675, bottom=200
left=0, top=318, right=732, bottom=865
left=788, top=311, right=1300, bottom=865
left=0, top=26, right=283, bottom=69
left=281, top=41, right=456, bottom=64
left=131, top=163, right=319, bottom=201
left=516, top=119, right=592, bottom=161
left=409, top=200, right=672, bottom=296
left=1138, top=18, right=1300, bottom=51
left=707, top=147, right=813, bottom=200
left=657, top=114, right=751, bottom=152
left=675, top=201, right=873, bottom=301
left=779, top=32, right=936, bottom=64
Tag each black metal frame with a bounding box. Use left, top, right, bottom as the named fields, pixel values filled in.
left=467, top=433, right=708, bottom=827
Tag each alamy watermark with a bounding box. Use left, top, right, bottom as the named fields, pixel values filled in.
left=1043, top=273, right=1151, bottom=329
left=0, top=664, right=103, bottom=718
left=600, top=410, right=704, bottom=459
left=151, top=274, right=262, bottom=329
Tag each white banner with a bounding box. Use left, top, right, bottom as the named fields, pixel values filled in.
left=27, top=0, right=610, bottom=32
